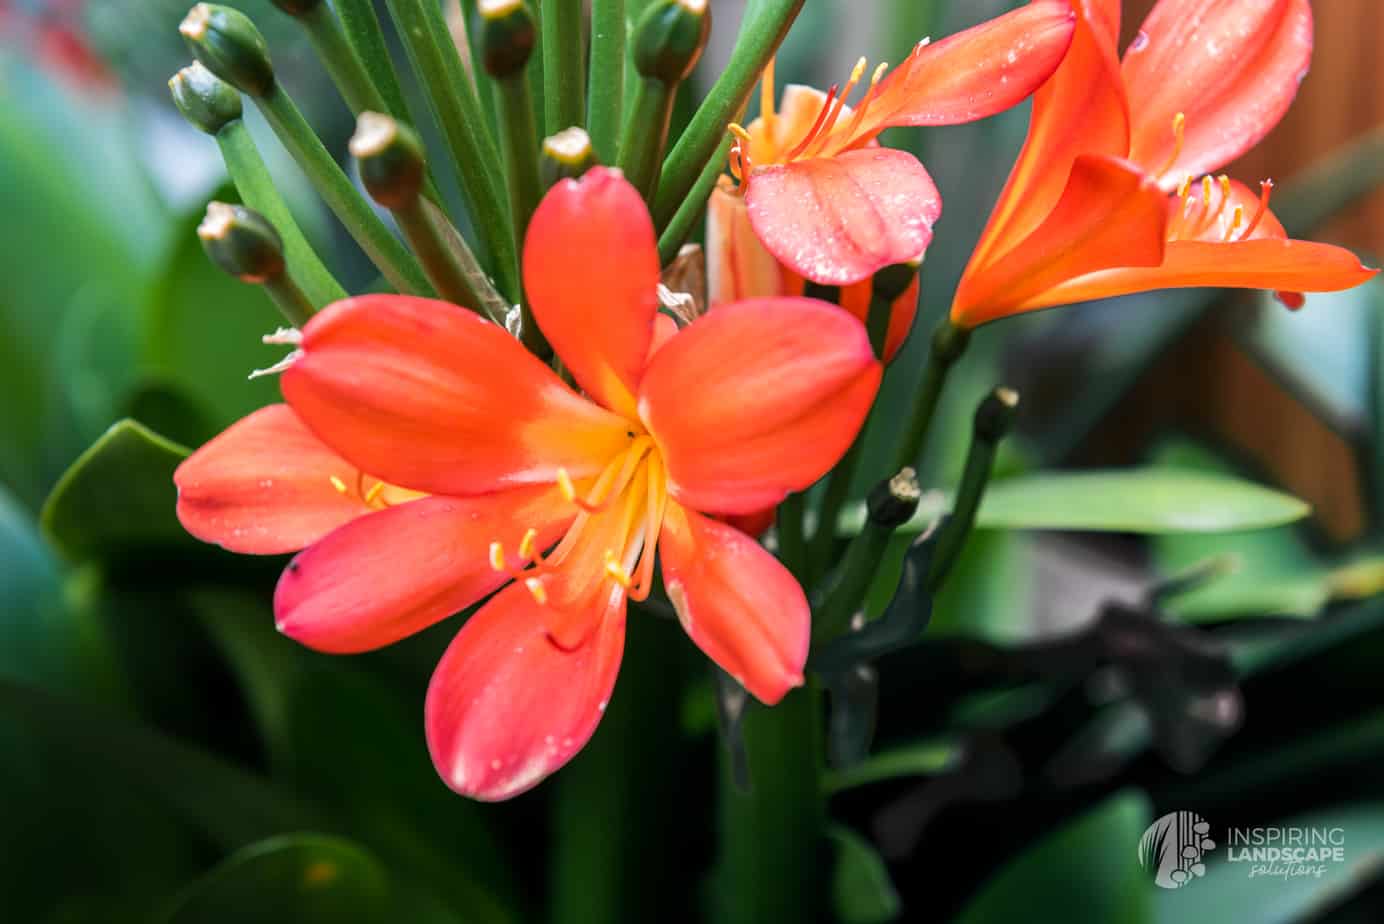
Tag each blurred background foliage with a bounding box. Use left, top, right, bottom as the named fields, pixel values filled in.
left=4, top=0, right=1384, bottom=921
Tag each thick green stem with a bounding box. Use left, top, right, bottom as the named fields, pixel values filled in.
left=393, top=199, right=501, bottom=320
left=891, top=320, right=971, bottom=474
left=333, top=0, right=415, bottom=123
left=256, top=88, right=432, bottom=295
left=385, top=0, right=517, bottom=296
left=657, top=131, right=733, bottom=262
left=587, top=0, right=625, bottom=162
left=494, top=75, right=544, bottom=262
left=214, top=120, right=346, bottom=310
left=806, top=440, right=863, bottom=587
left=776, top=493, right=807, bottom=579
left=653, top=0, right=804, bottom=226
left=717, top=684, right=826, bottom=924
left=262, top=274, right=317, bottom=328
left=541, top=0, right=585, bottom=135
left=299, top=4, right=390, bottom=114
left=617, top=76, right=678, bottom=204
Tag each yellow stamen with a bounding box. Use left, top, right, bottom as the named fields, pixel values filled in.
left=489, top=541, right=507, bottom=572
left=1218, top=174, right=1232, bottom=202
left=557, top=468, right=577, bottom=503
left=1156, top=111, right=1186, bottom=179
left=760, top=57, right=777, bottom=142
left=364, top=481, right=384, bottom=505
left=603, top=550, right=633, bottom=589
left=518, top=527, right=538, bottom=561
left=1223, top=204, right=1244, bottom=241
left=329, top=475, right=348, bottom=494
left=802, top=57, right=869, bottom=158
left=1177, top=174, right=1192, bottom=200
left=525, top=577, right=548, bottom=605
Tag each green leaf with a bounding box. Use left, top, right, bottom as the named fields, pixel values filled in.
left=1153, top=803, right=1384, bottom=924
left=824, top=739, right=965, bottom=794
left=953, top=791, right=1155, bottom=924
left=828, top=825, right=901, bottom=924
left=162, top=834, right=391, bottom=924
left=844, top=469, right=1310, bottom=536
left=40, top=420, right=192, bottom=562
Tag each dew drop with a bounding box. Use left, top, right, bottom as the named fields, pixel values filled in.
left=1129, top=30, right=1150, bottom=53
left=490, top=758, right=502, bottom=771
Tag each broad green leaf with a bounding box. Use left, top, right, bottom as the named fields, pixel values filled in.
left=843, top=469, right=1310, bottom=536
left=953, top=791, right=1155, bottom=924
left=824, top=739, right=965, bottom=794
left=40, top=420, right=191, bottom=562
left=162, top=834, right=390, bottom=924
left=1153, top=804, right=1384, bottom=924
left=829, top=825, right=901, bottom=924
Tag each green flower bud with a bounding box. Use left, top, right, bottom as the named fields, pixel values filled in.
left=477, top=0, right=537, bottom=78
left=540, top=127, right=598, bottom=187
left=270, top=0, right=322, bottom=14
left=180, top=3, right=276, bottom=98
left=350, top=112, right=427, bottom=210
left=168, top=61, right=243, bottom=135
left=871, top=259, right=922, bottom=303
left=866, top=468, right=922, bottom=529
left=633, top=0, right=710, bottom=85
left=973, top=387, right=1020, bottom=443
left=198, top=202, right=287, bottom=283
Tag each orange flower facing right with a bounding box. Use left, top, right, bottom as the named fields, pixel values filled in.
left=952, top=0, right=1376, bottom=328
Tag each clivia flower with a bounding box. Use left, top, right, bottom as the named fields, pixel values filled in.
left=706, top=0, right=1077, bottom=359
left=174, top=168, right=881, bottom=800
left=951, top=0, right=1377, bottom=328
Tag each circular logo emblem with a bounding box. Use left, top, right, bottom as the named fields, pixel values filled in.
left=1138, top=811, right=1216, bottom=889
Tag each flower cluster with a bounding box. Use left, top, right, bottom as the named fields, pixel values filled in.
left=171, top=0, right=1374, bottom=800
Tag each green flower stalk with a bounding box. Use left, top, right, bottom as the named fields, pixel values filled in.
left=198, top=201, right=315, bottom=327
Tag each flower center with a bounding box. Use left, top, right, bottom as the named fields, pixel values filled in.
left=326, top=471, right=420, bottom=509
left=1167, top=174, right=1274, bottom=244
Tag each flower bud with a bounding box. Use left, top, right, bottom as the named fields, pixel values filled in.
left=180, top=4, right=275, bottom=98
left=633, top=0, right=710, bottom=85
left=350, top=112, right=427, bottom=210
left=540, top=127, right=598, bottom=187
left=198, top=202, right=287, bottom=283
left=168, top=61, right=243, bottom=135
left=871, top=259, right=922, bottom=304
left=866, top=468, right=921, bottom=529
left=477, top=0, right=537, bottom=79
left=973, top=387, right=1020, bottom=444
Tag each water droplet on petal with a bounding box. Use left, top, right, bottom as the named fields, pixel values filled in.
left=1129, top=30, right=1150, bottom=53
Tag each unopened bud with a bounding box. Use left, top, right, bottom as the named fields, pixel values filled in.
left=633, top=0, right=710, bottom=85
left=540, top=127, right=598, bottom=187
left=973, top=387, right=1020, bottom=443
left=866, top=467, right=922, bottom=529
left=871, top=259, right=922, bottom=303
left=350, top=112, right=426, bottom=210
left=180, top=3, right=275, bottom=98
left=198, top=202, right=286, bottom=283
left=168, top=61, right=243, bottom=134
left=477, top=0, right=537, bottom=78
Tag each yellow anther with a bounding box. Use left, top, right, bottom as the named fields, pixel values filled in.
left=1202, top=175, right=1214, bottom=204
left=603, top=550, right=633, bottom=589
left=1156, top=112, right=1187, bottom=178
left=1218, top=175, right=1231, bottom=200
left=1224, top=204, right=1245, bottom=241
left=329, top=475, right=348, bottom=494
left=489, top=541, right=507, bottom=572
left=518, top=528, right=538, bottom=561
left=525, top=577, right=549, bottom=605
left=870, top=62, right=889, bottom=87
left=557, top=468, right=577, bottom=503
left=849, top=56, right=868, bottom=84
left=1177, top=174, right=1192, bottom=199
left=727, top=122, right=753, bottom=146
left=364, top=481, right=384, bottom=505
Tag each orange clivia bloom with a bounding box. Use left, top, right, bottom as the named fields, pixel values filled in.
left=709, top=0, right=1076, bottom=332
left=174, top=168, right=880, bottom=800
left=952, top=0, right=1377, bottom=328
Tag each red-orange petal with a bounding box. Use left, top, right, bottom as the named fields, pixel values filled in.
left=838, top=272, right=919, bottom=363
left=966, top=0, right=1130, bottom=276
left=175, top=404, right=377, bottom=555
left=745, top=148, right=941, bottom=285
left=706, top=179, right=791, bottom=306
left=281, top=295, right=632, bottom=497
left=953, top=153, right=1167, bottom=327
left=834, top=0, right=1075, bottom=143
left=638, top=297, right=880, bottom=514
left=274, top=486, right=572, bottom=654
left=660, top=502, right=808, bottom=705
left=1124, top=0, right=1312, bottom=186
left=425, top=580, right=625, bottom=801
left=523, top=167, right=660, bottom=417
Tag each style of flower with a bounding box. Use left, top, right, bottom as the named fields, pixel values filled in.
left=706, top=0, right=1077, bottom=335
left=175, top=168, right=881, bottom=800
left=951, top=0, right=1377, bottom=328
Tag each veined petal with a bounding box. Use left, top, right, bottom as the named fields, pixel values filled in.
left=830, top=0, right=1075, bottom=144
left=524, top=167, right=660, bottom=416
left=1034, top=239, right=1377, bottom=310
left=638, top=298, right=880, bottom=514
left=274, top=486, right=572, bottom=654
left=1124, top=0, right=1312, bottom=186
left=745, top=148, right=941, bottom=285
left=660, top=503, right=808, bottom=705
left=175, top=404, right=390, bottom=554
left=426, top=580, right=625, bottom=801
left=953, top=154, right=1166, bottom=327
left=281, top=295, right=632, bottom=497
left=966, top=0, right=1130, bottom=275
left=706, top=179, right=791, bottom=306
